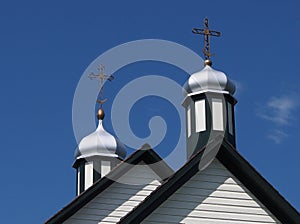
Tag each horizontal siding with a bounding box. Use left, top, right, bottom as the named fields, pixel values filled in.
left=164, top=194, right=266, bottom=208
left=150, top=209, right=276, bottom=222
left=63, top=164, right=162, bottom=224
left=156, top=202, right=270, bottom=215
left=143, top=216, right=276, bottom=224
left=176, top=184, right=253, bottom=199
left=143, top=159, right=281, bottom=224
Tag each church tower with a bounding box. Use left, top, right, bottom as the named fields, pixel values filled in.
left=183, top=18, right=237, bottom=158
left=73, top=108, right=126, bottom=195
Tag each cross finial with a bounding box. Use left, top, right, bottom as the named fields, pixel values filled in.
left=192, top=18, right=221, bottom=65
left=88, top=64, right=114, bottom=107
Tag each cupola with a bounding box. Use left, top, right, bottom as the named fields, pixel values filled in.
left=73, top=108, right=126, bottom=195
left=183, top=19, right=237, bottom=158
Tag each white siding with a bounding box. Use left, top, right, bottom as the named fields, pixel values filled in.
left=143, top=159, right=281, bottom=224
left=63, top=163, right=162, bottom=224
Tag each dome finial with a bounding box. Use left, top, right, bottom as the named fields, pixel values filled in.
left=192, top=18, right=221, bottom=64
left=204, top=59, right=212, bottom=66
left=97, top=108, right=105, bottom=120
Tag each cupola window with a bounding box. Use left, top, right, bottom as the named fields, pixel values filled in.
left=101, top=161, right=111, bottom=177
left=195, top=100, right=206, bottom=132
left=227, top=102, right=233, bottom=135
left=84, top=161, right=93, bottom=189
left=212, top=98, right=224, bottom=131
left=187, top=105, right=191, bottom=137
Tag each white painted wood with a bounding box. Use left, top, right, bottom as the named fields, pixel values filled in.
left=143, top=159, right=281, bottom=224
left=116, top=163, right=162, bottom=185
left=152, top=208, right=276, bottom=222
left=101, top=161, right=111, bottom=177
left=63, top=162, right=162, bottom=224
left=212, top=98, right=224, bottom=131
left=227, top=102, right=233, bottom=135
left=156, top=202, right=269, bottom=215
left=174, top=187, right=253, bottom=200
left=85, top=161, right=93, bottom=190
left=195, top=100, right=206, bottom=132
left=165, top=194, right=265, bottom=208
left=181, top=179, right=250, bottom=193
left=144, top=216, right=277, bottom=224
left=187, top=105, right=191, bottom=137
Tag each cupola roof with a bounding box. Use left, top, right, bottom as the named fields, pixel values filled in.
left=74, top=109, right=126, bottom=160
left=183, top=64, right=236, bottom=96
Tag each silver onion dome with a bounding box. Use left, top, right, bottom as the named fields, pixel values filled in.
left=184, top=64, right=236, bottom=96
left=74, top=109, right=126, bottom=160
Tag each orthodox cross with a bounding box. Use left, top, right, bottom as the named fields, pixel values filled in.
left=88, top=64, right=114, bottom=107
left=192, top=18, right=221, bottom=61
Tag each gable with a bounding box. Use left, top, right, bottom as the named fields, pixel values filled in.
left=64, top=162, right=162, bottom=224
left=45, top=145, right=174, bottom=224
left=142, top=159, right=280, bottom=224
left=119, top=139, right=299, bottom=224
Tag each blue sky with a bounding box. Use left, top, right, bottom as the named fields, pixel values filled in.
left=0, top=1, right=299, bottom=223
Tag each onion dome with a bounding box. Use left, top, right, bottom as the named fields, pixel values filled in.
left=74, top=109, right=126, bottom=160
left=184, top=61, right=236, bottom=96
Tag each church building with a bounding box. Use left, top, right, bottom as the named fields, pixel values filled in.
left=45, top=20, right=300, bottom=224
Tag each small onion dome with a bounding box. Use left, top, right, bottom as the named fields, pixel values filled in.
left=74, top=109, right=126, bottom=160
left=183, top=64, right=236, bottom=96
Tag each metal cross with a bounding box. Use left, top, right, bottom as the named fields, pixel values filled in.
left=88, top=64, right=114, bottom=107
left=192, top=18, right=221, bottom=60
